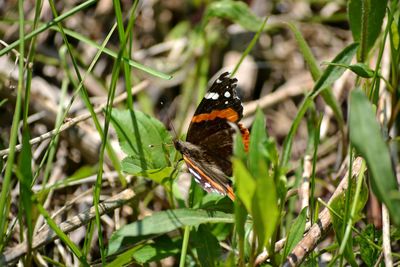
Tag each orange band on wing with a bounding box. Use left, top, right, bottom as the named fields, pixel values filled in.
left=183, top=155, right=235, bottom=201
left=191, top=108, right=239, bottom=123
left=239, top=123, right=250, bottom=152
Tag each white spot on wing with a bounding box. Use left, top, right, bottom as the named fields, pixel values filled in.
left=205, top=92, right=219, bottom=100
left=225, top=101, right=229, bottom=104
left=188, top=168, right=202, bottom=184
left=216, top=79, right=222, bottom=84
left=224, top=91, right=231, bottom=98
left=204, top=182, right=211, bottom=188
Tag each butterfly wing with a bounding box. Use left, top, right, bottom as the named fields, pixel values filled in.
left=174, top=72, right=250, bottom=201
left=187, top=72, right=248, bottom=176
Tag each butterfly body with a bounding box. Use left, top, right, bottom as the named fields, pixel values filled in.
left=174, top=72, right=249, bottom=201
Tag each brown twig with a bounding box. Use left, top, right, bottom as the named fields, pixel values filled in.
left=0, top=188, right=135, bottom=265
left=280, top=157, right=364, bottom=267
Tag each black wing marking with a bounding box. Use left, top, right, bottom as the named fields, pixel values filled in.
left=193, top=72, right=243, bottom=118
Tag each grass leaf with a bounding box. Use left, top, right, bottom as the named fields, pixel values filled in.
left=311, top=43, right=359, bottom=97
left=348, top=0, right=388, bottom=60
left=282, top=208, right=307, bottom=260
left=349, top=89, right=400, bottom=225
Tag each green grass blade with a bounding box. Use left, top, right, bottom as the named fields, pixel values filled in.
left=349, top=89, right=400, bottom=225
left=311, top=43, right=359, bottom=97
left=0, top=0, right=26, bottom=249
left=282, top=208, right=307, bottom=260
left=348, top=0, right=388, bottom=61
left=35, top=201, right=89, bottom=266
left=179, top=225, right=191, bottom=267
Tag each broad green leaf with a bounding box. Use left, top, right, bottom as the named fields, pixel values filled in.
left=121, top=157, right=174, bottom=184
left=204, top=0, right=263, bottom=32
left=348, top=0, right=387, bottom=60
left=282, top=208, right=307, bottom=259
left=111, top=109, right=174, bottom=174
left=349, top=89, right=400, bottom=225
left=107, top=209, right=234, bottom=255
left=192, top=225, right=220, bottom=267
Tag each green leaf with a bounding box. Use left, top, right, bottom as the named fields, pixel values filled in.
left=323, top=62, right=375, bottom=78
left=192, top=225, right=220, bottom=267
left=107, top=236, right=180, bottom=266
left=107, top=209, right=234, bottom=256
left=355, top=224, right=381, bottom=267
left=121, top=157, right=174, bottom=184
left=234, top=108, right=279, bottom=249
left=111, top=109, right=174, bottom=174
left=204, top=0, right=263, bottom=32
left=18, top=129, right=34, bottom=247
left=391, top=19, right=400, bottom=50
left=348, top=63, right=375, bottom=78
left=311, top=43, right=359, bottom=97
left=251, top=161, right=278, bottom=248
left=233, top=159, right=255, bottom=213
left=282, top=208, right=307, bottom=259
left=349, top=89, right=400, bottom=225
left=248, top=108, right=269, bottom=177
left=348, top=0, right=388, bottom=60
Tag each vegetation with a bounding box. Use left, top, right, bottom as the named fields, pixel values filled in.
left=0, top=0, right=400, bottom=266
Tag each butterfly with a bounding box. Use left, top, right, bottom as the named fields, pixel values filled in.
left=174, top=72, right=249, bottom=201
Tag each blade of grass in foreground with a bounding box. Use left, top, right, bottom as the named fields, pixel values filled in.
left=93, top=2, right=141, bottom=263
left=0, top=0, right=26, bottom=250
left=349, top=89, right=400, bottom=225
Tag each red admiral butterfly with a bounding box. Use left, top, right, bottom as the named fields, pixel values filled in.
left=174, top=72, right=250, bottom=201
